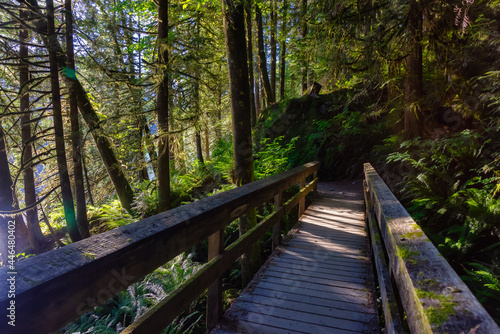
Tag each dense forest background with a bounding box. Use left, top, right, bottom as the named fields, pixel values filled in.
left=0, top=0, right=499, bottom=332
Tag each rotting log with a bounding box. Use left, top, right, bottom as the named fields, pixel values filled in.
left=0, top=162, right=319, bottom=334
left=364, top=163, right=500, bottom=334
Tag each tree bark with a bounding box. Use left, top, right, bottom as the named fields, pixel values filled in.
left=25, top=0, right=135, bottom=214
left=0, top=124, right=17, bottom=264
left=47, top=0, right=81, bottom=242
left=245, top=0, right=257, bottom=127
left=300, top=0, right=308, bottom=95
left=195, top=131, right=204, bottom=164
left=279, top=0, right=287, bottom=99
left=157, top=0, right=171, bottom=212
left=270, top=0, right=277, bottom=102
left=254, top=62, right=261, bottom=116
left=20, top=5, right=45, bottom=251
left=204, top=126, right=210, bottom=160
left=404, top=0, right=423, bottom=139
left=256, top=4, right=274, bottom=105
left=223, top=0, right=261, bottom=287
left=66, top=0, right=89, bottom=238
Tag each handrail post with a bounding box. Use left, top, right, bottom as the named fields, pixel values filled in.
left=272, top=192, right=283, bottom=250
left=298, top=177, right=306, bottom=217
left=313, top=171, right=318, bottom=199
left=206, top=229, right=224, bottom=333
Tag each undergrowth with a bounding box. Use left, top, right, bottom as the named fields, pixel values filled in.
left=60, top=255, right=203, bottom=334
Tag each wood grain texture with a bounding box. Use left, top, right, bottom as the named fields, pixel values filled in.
left=213, top=186, right=379, bottom=334
left=364, top=180, right=404, bottom=334
left=364, top=163, right=500, bottom=334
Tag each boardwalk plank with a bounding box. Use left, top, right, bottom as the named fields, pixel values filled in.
left=213, top=183, right=379, bottom=334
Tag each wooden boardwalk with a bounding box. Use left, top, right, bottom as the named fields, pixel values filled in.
left=213, top=181, right=380, bottom=334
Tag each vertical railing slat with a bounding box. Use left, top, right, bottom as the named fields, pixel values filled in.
left=206, top=229, right=224, bottom=332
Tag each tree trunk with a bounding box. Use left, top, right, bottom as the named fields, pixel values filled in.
left=254, top=62, right=261, bottom=116
left=300, top=0, right=308, bottom=95
left=279, top=0, right=287, bottom=99
left=204, top=126, right=210, bottom=160
left=404, top=0, right=423, bottom=139
left=270, top=0, right=277, bottom=102
left=82, top=152, right=94, bottom=206
left=47, top=0, right=81, bottom=242
left=20, top=5, right=45, bottom=251
left=66, top=0, right=89, bottom=238
left=245, top=0, right=257, bottom=127
left=157, top=0, right=171, bottom=212
left=25, top=0, right=135, bottom=214
left=0, top=124, right=20, bottom=264
left=223, top=0, right=261, bottom=287
left=256, top=4, right=274, bottom=105
left=195, top=131, right=204, bottom=164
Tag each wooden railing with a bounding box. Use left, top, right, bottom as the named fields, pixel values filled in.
left=363, top=163, right=500, bottom=334
left=0, top=162, right=319, bottom=334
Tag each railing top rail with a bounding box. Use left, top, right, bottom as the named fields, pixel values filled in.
left=0, top=161, right=319, bottom=333
left=364, top=163, right=500, bottom=334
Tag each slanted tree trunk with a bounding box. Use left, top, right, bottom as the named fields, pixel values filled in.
left=20, top=5, right=45, bottom=251
left=279, top=0, right=287, bottom=99
left=270, top=0, right=277, bottom=102
left=65, top=0, right=89, bottom=238
left=404, top=0, right=423, bottom=139
left=157, top=0, right=171, bottom=212
left=223, top=0, right=261, bottom=287
left=47, top=0, right=81, bottom=242
left=256, top=4, right=274, bottom=105
left=25, top=0, right=135, bottom=214
left=245, top=0, right=257, bottom=127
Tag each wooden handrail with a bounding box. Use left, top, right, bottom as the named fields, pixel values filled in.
left=0, top=161, right=319, bottom=334
left=364, top=163, right=500, bottom=334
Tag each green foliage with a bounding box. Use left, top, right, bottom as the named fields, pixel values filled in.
left=254, top=136, right=298, bottom=179
left=462, top=263, right=500, bottom=304
left=88, top=200, right=135, bottom=234
left=61, top=255, right=203, bottom=333
left=132, top=180, right=159, bottom=218
left=384, top=128, right=500, bottom=322
left=210, top=135, right=233, bottom=181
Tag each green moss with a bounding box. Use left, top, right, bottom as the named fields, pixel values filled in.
left=83, top=252, right=97, bottom=260
left=373, top=232, right=381, bottom=243
left=127, top=238, right=133, bottom=242
left=416, top=289, right=457, bottom=326
left=419, top=278, right=440, bottom=290
left=401, top=230, right=424, bottom=239
left=396, top=245, right=420, bottom=264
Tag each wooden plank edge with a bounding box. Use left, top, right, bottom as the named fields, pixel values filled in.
left=364, top=180, right=404, bottom=334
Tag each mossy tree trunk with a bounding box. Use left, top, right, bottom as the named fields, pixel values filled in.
left=256, top=3, right=274, bottom=105
left=20, top=4, right=45, bottom=251
left=157, top=0, right=171, bottom=212
left=47, top=0, right=81, bottom=242
left=223, top=0, right=261, bottom=286
left=245, top=0, right=257, bottom=126
left=65, top=0, right=89, bottom=238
